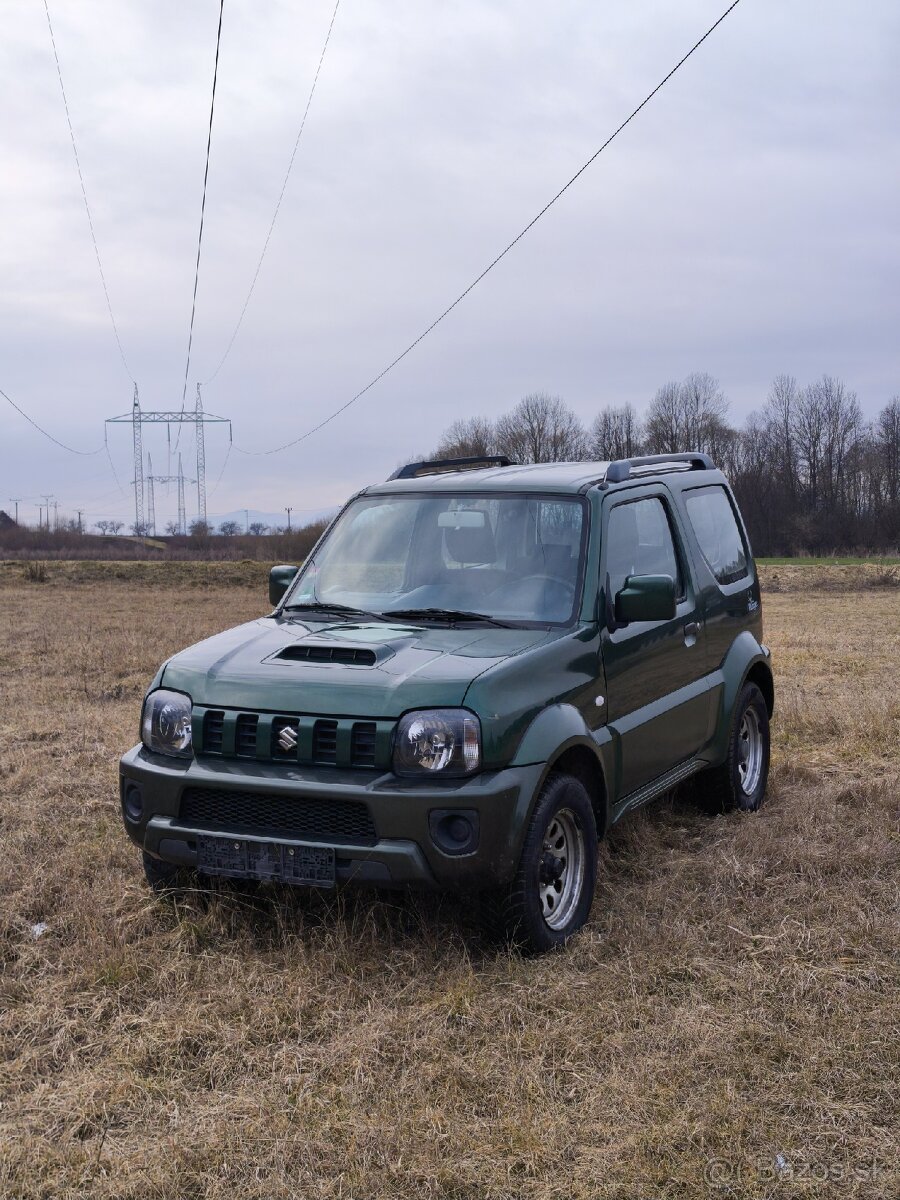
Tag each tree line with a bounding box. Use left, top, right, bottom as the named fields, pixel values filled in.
left=0, top=518, right=329, bottom=563
left=89, top=518, right=299, bottom=538
left=428, top=374, right=900, bottom=555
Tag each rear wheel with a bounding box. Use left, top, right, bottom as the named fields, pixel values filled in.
left=481, top=772, right=598, bottom=954
left=697, top=682, right=770, bottom=813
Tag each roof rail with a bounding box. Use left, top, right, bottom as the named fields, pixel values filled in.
left=603, top=452, right=715, bottom=485
left=388, top=455, right=516, bottom=481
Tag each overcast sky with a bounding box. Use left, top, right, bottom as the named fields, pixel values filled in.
left=2, top=0, right=898, bottom=529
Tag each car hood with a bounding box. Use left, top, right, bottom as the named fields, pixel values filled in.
left=160, top=615, right=560, bottom=718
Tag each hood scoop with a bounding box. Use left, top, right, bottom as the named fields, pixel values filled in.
left=273, top=644, right=378, bottom=667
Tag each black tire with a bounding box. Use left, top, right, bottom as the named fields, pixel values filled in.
left=481, top=772, right=598, bottom=954
left=697, top=682, right=770, bottom=813
left=142, top=850, right=193, bottom=895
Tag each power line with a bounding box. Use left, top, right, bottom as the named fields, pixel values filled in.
left=234, top=0, right=743, bottom=458
left=104, top=427, right=127, bottom=495
left=204, top=0, right=342, bottom=384
left=208, top=437, right=233, bottom=497
left=1, top=385, right=104, bottom=455
left=175, top=0, right=226, bottom=450
left=42, top=0, right=134, bottom=383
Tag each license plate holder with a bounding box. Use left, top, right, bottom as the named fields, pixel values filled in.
left=197, top=835, right=336, bottom=887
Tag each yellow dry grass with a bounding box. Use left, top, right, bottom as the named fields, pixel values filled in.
left=0, top=564, right=898, bottom=1199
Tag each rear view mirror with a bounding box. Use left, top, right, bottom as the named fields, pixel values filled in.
left=614, top=574, right=676, bottom=625
left=437, top=510, right=486, bottom=529
left=269, top=564, right=299, bottom=606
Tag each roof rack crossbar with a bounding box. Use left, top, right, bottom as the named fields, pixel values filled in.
left=603, top=452, right=714, bottom=484
left=388, top=455, right=516, bottom=481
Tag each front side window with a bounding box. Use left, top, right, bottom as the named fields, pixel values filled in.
left=285, top=492, right=587, bottom=627
left=684, top=486, right=749, bottom=585
left=605, top=497, right=682, bottom=602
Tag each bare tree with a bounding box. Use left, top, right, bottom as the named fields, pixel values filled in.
left=792, top=376, right=862, bottom=516
left=642, top=381, right=681, bottom=454
left=218, top=520, right=240, bottom=537
left=164, top=520, right=180, bottom=535
left=495, top=393, right=587, bottom=463
left=682, top=372, right=730, bottom=452
left=762, top=374, right=800, bottom=498
left=877, top=397, right=900, bottom=505
left=249, top=522, right=269, bottom=536
left=791, top=382, right=826, bottom=512
left=821, top=377, right=863, bottom=516
left=95, top=520, right=111, bottom=535
left=433, top=417, right=496, bottom=459
left=109, top=521, right=123, bottom=535
left=589, top=403, right=643, bottom=461
left=644, top=374, right=729, bottom=456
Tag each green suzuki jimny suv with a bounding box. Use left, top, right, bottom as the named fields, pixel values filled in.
left=121, top=452, right=773, bottom=952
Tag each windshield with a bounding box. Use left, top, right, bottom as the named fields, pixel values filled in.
left=284, top=492, right=587, bottom=627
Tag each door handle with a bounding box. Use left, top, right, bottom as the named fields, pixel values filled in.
left=684, top=621, right=701, bottom=640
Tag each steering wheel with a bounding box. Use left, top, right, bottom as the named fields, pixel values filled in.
left=488, top=573, right=576, bottom=608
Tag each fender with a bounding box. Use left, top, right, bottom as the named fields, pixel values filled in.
left=706, top=630, right=773, bottom=764
left=508, top=702, right=613, bottom=829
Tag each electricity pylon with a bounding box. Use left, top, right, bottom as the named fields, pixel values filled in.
left=107, top=387, right=230, bottom=530
left=145, top=454, right=196, bottom=536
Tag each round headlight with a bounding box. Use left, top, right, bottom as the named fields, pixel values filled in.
left=393, top=709, right=481, bottom=777
left=141, top=689, right=193, bottom=758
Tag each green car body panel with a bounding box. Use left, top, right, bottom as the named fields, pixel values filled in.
left=120, top=456, right=773, bottom=892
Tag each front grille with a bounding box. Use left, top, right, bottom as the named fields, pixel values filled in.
left=277, top=645, right=377, bottom=666
left=351, top=722, right=377, bottom=767
left=179, top=787, right=377, bottom=846
left=194, top=707, right=389, bottom=770
left=235, top=713, right=258, bottom=757
left=313, top=719, right=338, bottom=764
left=204, top=711, right=224, bottom=754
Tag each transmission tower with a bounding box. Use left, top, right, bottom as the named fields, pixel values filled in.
left=107, top=391, right=230, bottom=529
left=178, top=454, right=187, bottom=534
left=144, top=455, right=196, bottom=535
left=146, top=453, right=156, bottom=536
left=195, top=384, right=206, bottom=524
left=132, top=386, right=144, bottom=530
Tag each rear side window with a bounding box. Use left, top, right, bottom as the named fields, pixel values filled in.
left=685, top=486, right=749, bottom=585
left=606, top=497, right=682, bottom=601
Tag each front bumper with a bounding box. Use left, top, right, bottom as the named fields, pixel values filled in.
left=119, top=745, right=544, bottom=889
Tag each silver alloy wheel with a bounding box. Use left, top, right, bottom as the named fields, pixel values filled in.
left=737, top=705, right=764, bottom=796
left=538, top=808, right=586, bottom=930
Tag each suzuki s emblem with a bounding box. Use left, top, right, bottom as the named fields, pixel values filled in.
left=278, top=725, right=298, bottom=753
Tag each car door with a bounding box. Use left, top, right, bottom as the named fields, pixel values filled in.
left=599, top=485, right=711, bottom=797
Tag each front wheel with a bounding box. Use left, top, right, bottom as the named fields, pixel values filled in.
left=142, top=850, right=194, bottom=895
left=481, top=772, right=598, bottom=954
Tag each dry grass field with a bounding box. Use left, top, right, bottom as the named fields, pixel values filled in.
left=1, top=562, right=897, bottom=1199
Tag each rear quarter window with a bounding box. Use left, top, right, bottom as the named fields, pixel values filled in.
left=684, top=486, right=749, bottom=585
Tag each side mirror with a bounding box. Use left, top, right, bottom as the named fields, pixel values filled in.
left=269, top=564, right=299, bottom=607
left=614, top=574, right=676, bottom=625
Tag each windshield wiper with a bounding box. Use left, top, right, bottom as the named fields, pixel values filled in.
left=383, top=607, right=516, bottom=628
left=283, top=601, right=387, bottom=623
